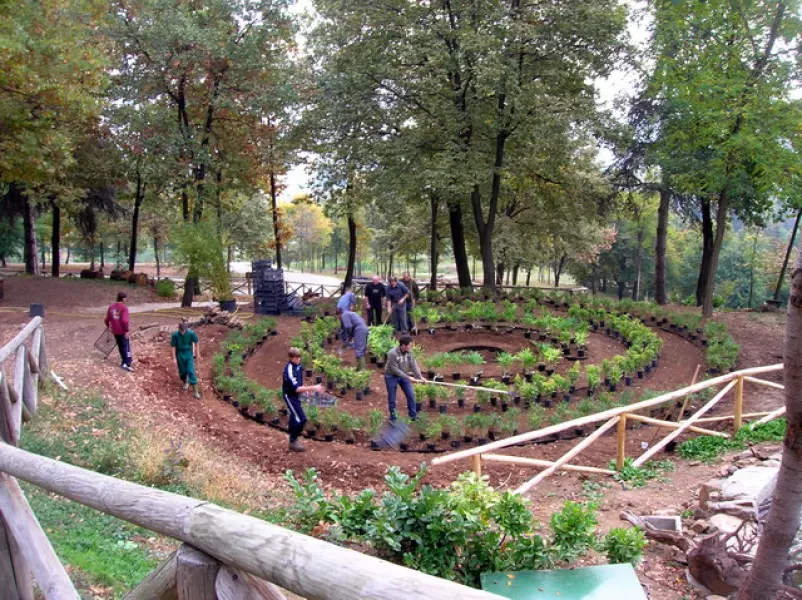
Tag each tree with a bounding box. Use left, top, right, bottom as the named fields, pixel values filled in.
left=648, top=0, right=801, bottom=317
left=310, top=0, right=627, bottom=290
left=284, top=200, right=332, bottom=271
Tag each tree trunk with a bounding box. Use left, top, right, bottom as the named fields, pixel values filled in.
left=701, top=191, right=730, bottom=318
left=697, top=198, right=714, bottom=307
left=448, top=202, right=472, bottom=288
left=512, top=264, right=519, bottom=286
left=526, top=267, right=531, bottom=287
left=748, top=232, right=759, bottom=309
left=65, top=247, right=70, bottom=264
left=388, top=252, right=394, bottom=279
left=655, top=185, right=670, bottom=305
left=270, top=171, right=282, bottom=269
left=617, top=280, right=626, bottom=300
left=182, top=274, right=194, bottom=307
left=738, top=237, right=802, bottom=599
left=774, top=209, right=802, bottom=304
left=154, top=236, right=161, bottom=279
left=496, top=262, right=505, bottom=287
left=429, top=196, right=439, bottom=291
left=553, top=255, right=566, bottom=288
left=40, top=243, right=46, bottom=271
left=129, top=171, right=144, bottom=272
left=100, top=241, right=105, bottom=269
left=344, top=213, right=357, bottom=288
left=21, top=196, right=39, bottom=276
left=51, top=200, right=60, bottom=278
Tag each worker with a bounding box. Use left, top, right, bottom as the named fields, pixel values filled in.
left=363, top=275, right=386, bottom=326
left=385, top=276, right=410, bottom=333
left=171, top=320, right=201, bottom=399
left=384, top=336, right=424, bottom=421
left=401, top=272, right=420, bottom=332
left=282, top=347, right=325, bottom=452
left=337, top=307, right=369, bottom=371
left=105, top=291, right=134, bottom=372
left=336, top=285, right=357, bottom=342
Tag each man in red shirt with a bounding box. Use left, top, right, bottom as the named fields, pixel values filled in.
left=105, top=292, right=134, bottom=372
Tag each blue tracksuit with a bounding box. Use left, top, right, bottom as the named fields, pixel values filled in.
left=282, top=362, right=306, bottom=441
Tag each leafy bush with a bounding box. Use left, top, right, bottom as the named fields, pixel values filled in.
left=678, top=419, right=786, bottom=462
left=610, top=458, right=674, bottom=488
left=155, top=278, right=176, bottom=297
left=549, top=501, right=598, bottom=561
left=603, top=527, right=646, bottom=564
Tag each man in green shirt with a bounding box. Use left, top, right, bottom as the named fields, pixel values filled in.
left=171, top=320, right=201, bottom=399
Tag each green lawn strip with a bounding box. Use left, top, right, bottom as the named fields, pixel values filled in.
left=23, top=482, right=163, bottom=597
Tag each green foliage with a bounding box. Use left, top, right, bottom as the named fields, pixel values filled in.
left=602, top=527, right=647, bottom=564
left=678, top=419, right=787, bottom=462
left=155, top=278, right=176, bottom=297
left=610, top=459, right=674, bottom=489
left=548, top=501, right=599, bottom=561
left=173, top=221, right=232, bottom=300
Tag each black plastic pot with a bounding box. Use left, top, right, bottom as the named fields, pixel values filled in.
left=356, top=391, right=363, bottom=401
left=377, top=361, right=385, bottom=368
left=324, top=434, right=334, bottom=442
left=569, top=385, right=576, bottom=394
left=279, top=408, right=288, bottom=416
left=220, top=299, right=237, bottom=312
left=363, top=387, right=371, bottom=396
left=625, top=376, right=633, bottom=386
left=543, top=399, right=552, bottom=408
left=609, top=384, right=617, bottom=392
left=473, top=404, right=481, bottom=413
left=400, top=443, right=409, bottom=451
left=502, top=375, right=511, bottom=385
left=524, top=331, right=532, bottom=339
left=501, top=402, right=509, bottom=412
left=426, top=443, right=437, bottom=451
left=232, top=400, right=240, bottom=408
left=370, top=356, right=378, bottom=364
left=587, top=387, right=595, bottom=397
left=577, top=349, right=586, bottom=358
left=637, top=371, right=644, bottom=379
left=513, top=395, right=521, bottom=405
left=546, top=368, right=555, bottom=376
left=305, top=369, right=312, bottom=378
left=525, top=373, right=533, bottom=382
left=457, top=398, right=465, bottom=408
left=488, top=431, right=497, bottom=441
left=439, top=405, right=447, bottom=414
left=270, top=418, right=281, bottom=426
left=563, top=394, right=571, bottom=403
left=316, top=376, right=323, bottom=384
left=419, top=433, right=426, bottom=441
left=450, top=440, right=462, bottom=448
left=429, top=398, right=437, bottom=409
left=327, top=381, right=334, bottom=391
left=255, top=412, right=264, bottom=424
left=427, top=370, right=436, bottom=380
left=223, top=394, right=232, bottom=402
left=441, top=431, right=450, bottom=440
left=452, top=372, right=461, bottom=380
left=339, top=387, right=347, bottom=395
left=490, top=397, right=498, bottom=407
left=415, top=401, right=423, bottom=413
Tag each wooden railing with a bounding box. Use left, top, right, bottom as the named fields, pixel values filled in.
left=0, top=318, right=503, bottom=600
left=432, top=364, right=785, bottom=495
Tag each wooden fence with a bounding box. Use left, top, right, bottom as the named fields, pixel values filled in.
left=0, top=318, right=503, bottom=600
left=432, top=363, right=785, bottom=495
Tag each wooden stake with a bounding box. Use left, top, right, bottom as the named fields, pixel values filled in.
left=693, top=411, right=772, bottom=424
left=514, top=416, right=620, bottom=495
left=616, top=414, right=627, bottom=471
left=0, top=511, right=32, bottom=600
left=177, top=545, right=219, bottom=600
left=633, top=380, right=737, bottom=467
left=755, top=406, right=786, bottom=425
left=734, top=375, right=744, bottom=432
left=743, top=376, right=784, bottom=390
left=675, top=364, right=701, bottom=423
left=125, top=552, right=178, bottom=600
left=471, top=454, right=482, bottom=477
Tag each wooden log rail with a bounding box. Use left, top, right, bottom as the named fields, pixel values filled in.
left=432, top=364, right=785, bottom=494
left=0, top=443, right=503, bottom=600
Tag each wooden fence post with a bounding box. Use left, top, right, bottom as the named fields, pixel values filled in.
left=177, top=544, right=219, bottom=600
left=0, top=511, right=33, bottom=600
left=471, top=455, right=482, bottom=477
left=734, top=376, right=744, bottom=432
left=125, top=551, right=178, bottom=600
left=616, top=415, right=627, bottom=470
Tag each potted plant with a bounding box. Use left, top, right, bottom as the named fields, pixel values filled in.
left=542, top=346, right=562, bottom=376
left=585, top=365, right=601, bottom=396
left=541, top=378, right=557, bottom=408
left=501, top=408, right=520, bottom=437
left=567, top=362, right=581, bottom=394
left=454, top=381, right=468, bottom=408
left=497, top=352, right=515, bottom=384
left=527, top=405, right=545, bottom=431
left=321, top=408, right=339, bottom=442
left=415, top=413, right=431, bottom=441
left=552, top=374, right=570, bottom=402
left=516, top=348, right=537, bottom=375
left=486, top=413, right=501, bottom=441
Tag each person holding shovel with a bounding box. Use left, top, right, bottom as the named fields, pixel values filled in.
left=171, top=320, right=201, bottom=399
left=401, top=272, right=420, bottom=333
left=337, top=307, right=369, bottom=371
left=283, top=347, right=325, bottom=452
left=385, top=277, right=410, bottom=333
left=385, top=336, right=424, bottom=422
left=336, top=285, right=357, bottom=343
left=105, top=291, right=134, bottom=372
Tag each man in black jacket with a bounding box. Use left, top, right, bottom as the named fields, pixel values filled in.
left=363, top=275, right=386, bottom=326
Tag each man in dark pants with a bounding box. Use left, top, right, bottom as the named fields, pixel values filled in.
left=401, top=272, right=420, bottom=332
left=105, top=291, right=134, bottom=372
left=338, top=307, right=369, bottom=370
left=385, top=276, right=410, bottom=333
left=282, top=347, right=324, bottom=452
left=363, top=275, right=386, bottom=326
left=384, top=336, right=424, bottom=421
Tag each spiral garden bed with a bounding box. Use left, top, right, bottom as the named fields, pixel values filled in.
left=211, top=290, right=738, bottom=456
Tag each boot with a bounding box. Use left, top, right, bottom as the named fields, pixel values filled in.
left=192, top=385, right=201, bottom=399
left=288, top=439, right=306, bottom=452
left=356, top=357, right=365, bottom=371
left=182, top=382, right=189, bottom=392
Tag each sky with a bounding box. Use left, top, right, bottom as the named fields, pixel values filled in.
left=280, top=0, right=651, bottom=201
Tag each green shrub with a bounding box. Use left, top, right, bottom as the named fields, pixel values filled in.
left=603, top=527, right=646, bottom=564
left=549, top=501, right=598, bottom=561
left=678, top=419, right=786, bottom=462
left=610, top=458, right=674, bottom=488
left=155, top=278, right=176, bottom=297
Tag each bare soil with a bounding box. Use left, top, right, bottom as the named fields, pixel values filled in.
left=0, top=276, right=788, bottom=600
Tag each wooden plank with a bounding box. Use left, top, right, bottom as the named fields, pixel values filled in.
left=0, top=319, right=42, bottom=365
left=743, top=376, right=784, bottom=390
left=625, top=413, right=729, bottom=438
left=755, top=406, right=786, bottom=425
left=216, top=565, right=287, bottom=600
left=0, top=444, right=505, bottom=600
left=4, top=373, right=20, bottom=446
left=38, top=329, right=49, bottom=377
left=431, top=363, right=783, bottom=467
left=514, top=416, right=620, bottom=495
left=734, top=376, right=744, bottom=432
left=124, top=551, right=178, bottom=600
left=21, top=352, right=36, bottom=417
left=616, top=414, right=627, bottom=470
left=177, top=544, right=218, bottom=600
left=693, top=411, right=772, bottom=424
left=676, top=364, right=701, bottom=423
left=633, top=380, right=737, bottom=467
left=0, top=373, right=16, bottom=446
left=0, top=511, right=32, bottom=600
left=481, top=454, right=615, bottom=475
left=0, top=475, right=79, bottom=598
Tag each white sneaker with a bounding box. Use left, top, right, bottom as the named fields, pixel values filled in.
left=182, top=382, right=189, bottom=392
left=121, top=364, right=135, bottom=372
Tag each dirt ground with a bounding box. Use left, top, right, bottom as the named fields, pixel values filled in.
left=0, top=277, right=789, bottom=599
